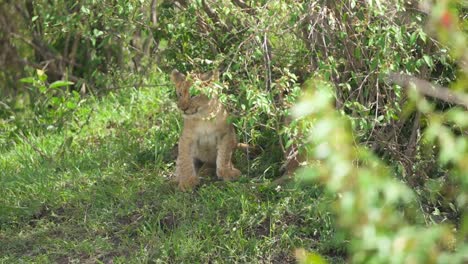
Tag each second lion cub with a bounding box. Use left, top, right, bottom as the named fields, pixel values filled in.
left=170, top=69, right=241, bottom=190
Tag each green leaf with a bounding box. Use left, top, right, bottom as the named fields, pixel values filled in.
left=418, top=30, right=427, bottom=43
left=19, top=77, right=35, bottom=84
left=81, top=5, right=90, bottom=14
left=410, top=32, right=417, bottom=46
left=66, top=101, right=77, bottom=109
left=50, top=97, right=61, bottom=106
left=422, top=55, right=434, bottom=68
left=354, top=47, right=362, bottom=60
left=295, top=249, right=328, bottom=264
left=39, top=85, right=47, bottom=93
left=50, top=81, right=74, bottom=89
left=36, top=69, right=47, bottom=82
left=93, top=29, right=104, bottom=37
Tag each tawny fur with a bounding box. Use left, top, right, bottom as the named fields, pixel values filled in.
left=171, top=69, right=241, bottom=191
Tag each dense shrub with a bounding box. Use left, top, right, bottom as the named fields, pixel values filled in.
left=1, top=0, right=467, bottom=262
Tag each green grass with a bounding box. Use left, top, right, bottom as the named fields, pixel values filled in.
left=0, top=74, right=345, bottom=263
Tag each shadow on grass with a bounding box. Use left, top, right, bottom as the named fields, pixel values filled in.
left=1, top=96, right=345, bottom=262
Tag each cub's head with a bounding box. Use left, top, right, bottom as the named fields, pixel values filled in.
left=170, top=69, right=219, bottom=116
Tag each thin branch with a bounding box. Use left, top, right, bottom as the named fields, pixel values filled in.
left=17, top=58, right=80, bottom=82
left=231, top=0, right=255, bottom=15
left=405, top=112, right=421, bottom=157
left=201, top=0, right=232, bottom=32
left=10, top=32, right=82, bottom=68
left=388, top=72, right=468, bottom=109
left=224, top=33, right=255, bottom=73
left=151, top=0, right=158, bottom=27
left=174, top=0, right=188, bottom=9
left=262, top=33, right=272, bottom=91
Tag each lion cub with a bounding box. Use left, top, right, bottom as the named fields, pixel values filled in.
left=170, top=69, right=241, bottom=190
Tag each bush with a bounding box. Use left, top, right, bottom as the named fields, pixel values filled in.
left=0, top=0, right=467, bottom=262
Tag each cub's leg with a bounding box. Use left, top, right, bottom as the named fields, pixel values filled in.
left=176, top=138, right=199, bottom=191
left=216, top=128, right=241, bottom=181
left=194, top=158, right=204, bottom=174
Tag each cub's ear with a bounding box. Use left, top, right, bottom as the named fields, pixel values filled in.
left=170, top=69, right=186, bottom=84
left=198, top=70, right=219, bottom=82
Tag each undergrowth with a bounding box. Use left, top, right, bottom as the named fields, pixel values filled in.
left=0, top=72, right=343, bottom=263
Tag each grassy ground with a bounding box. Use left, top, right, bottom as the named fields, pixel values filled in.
left=0, top=74, right=345, bottom=263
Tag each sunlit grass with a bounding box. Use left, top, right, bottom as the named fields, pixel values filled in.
left=0, top=78, right=343, bottom=262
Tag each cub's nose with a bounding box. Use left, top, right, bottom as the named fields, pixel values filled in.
left=178, top=103, right=189, bottom=111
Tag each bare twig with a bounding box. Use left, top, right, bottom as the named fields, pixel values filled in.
left=17, top=58, right=80, bottom=82
left=11, top=32, right=82, bottom=68
left=405, top=112, right=421, bottom=157
left=224, top=34, right=255, bottom=73
left=109, top=83, right=172, bottom=90
left=69, top=34, right=80, bottom=75
left=231, top=0, right=256, bottom=15
left=388, top=72, right=468, bottom=109
left=174, top=0, right=188, bottom=9
left=151, top=0, right=158, bottom=27
left=262, top=33, right=272, bottom=91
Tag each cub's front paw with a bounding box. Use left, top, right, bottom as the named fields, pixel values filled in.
left=178, top=176, right=200, bottom=191
left=217, top=167, right=241, bottom=181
